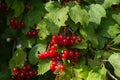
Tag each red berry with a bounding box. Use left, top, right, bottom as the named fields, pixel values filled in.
left=77, top=38, right=82, bottom=43
left=14, top=20, right=18, bottom=27
left=33, top=71, right=38, bottom=76
left=72, top=36, right=77, bottom=41
left=70, top=39, right=75, bottom=45
left=63, top=39, right=68, bottom=46
left=66, top=36, right=70, bottom=41
left=26, top=65, right=31, bottom=70
left=73, top=57, right=78, bottom=63
left=13, top=67, right=19, bottom=73
left=63, top=50, right=69, bottom=55
left=22, top=66, right=27, bottom=71
left=29, top=71, right=34, bottom=76
left=69, top=50, right=74, bottom=57
left=75, top=51, right=81, bottom=57
left=50, top=64, right=55, bottom=71
left=25, top=5, right=31, bottom=11
left=77, top=0, right=81, bottom=3
left=50, top=50, right=57, bottom=57
left=32, top=31, right=37, bottom=37
left=44, top=51, right=49, bottom=58
left=60, top=64, right=65, bottom=70
left=62, top=54, right=67, bottom=59
left=10, top=19, right=16, bottom=28
left=52, top=35, right=58, bottom=44
left=20, top=72, right=25, bottom=77
left=50, top=41, right=54, bottom=46
left=52, top=57, right=56, bottom=61
left=51, top=45, right=57, bottom=51
left=52, top=61, right=57, bottom=66
left=20, top=22, right=25, bottom=27
left=27, top=31, right=32, bottom=37
left=56, top=56, right=61, bottom=61
left=38, top=53, right=44, bottom=59
left=58, top=35, right=64, bottom=40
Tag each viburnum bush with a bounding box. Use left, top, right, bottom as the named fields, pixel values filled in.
left=0, top=0, right=120, bottom=80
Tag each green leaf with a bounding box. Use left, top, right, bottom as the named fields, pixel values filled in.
left=45, top=7, right=69, bottom=27
left=96, top=35, right=107, bottom=49
left=45, top=1, right=61, bottom=12
left=69, top=5, right=89, bottom=26
left=83, top=0, right=96, bottom=4
left=108, top=24, right=120, bottom=38
left=89, top=58, right=101, bottom=68
left=45, top=19, right=59, bottom=34
left=20, top=37, right=36, bottom=48
left=11, top=0, right=24, bottom=17
left=80, top=26, right=98, bottom=48
left=102, top=0, right=120, bottom=9
left=22, top=1, right=46, bottom=34
left=95, top=50, right=104, bottom=59
left=87, top=66, right=107, bottom=80
left=9, top=48, right=26, bottom=69
left=5, top=0, right=14, bottom=7
left=37, top=20, right=50, bottom=40
left=66, top=20, right=79, bottom=32
left=108, top=53, right=120, bottom=77
left=44, top=6, right=69, bottom=34
left=72, top=40, right=88, bottom=49
left=29, top=43, right=47, bottom=65
left=97, top=17, right=114, bottom=38
left=38, top=59, right=51, bottom=75
left=113, top=34, right=120, bottom=44
left=112, top=13, right=120, bottom=24
left=89, top=4, right=106, bottom=24
left=73, top=66, right=91, bottom=80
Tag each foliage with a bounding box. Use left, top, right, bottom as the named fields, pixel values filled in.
left=0, top=0, right=120, bottom=80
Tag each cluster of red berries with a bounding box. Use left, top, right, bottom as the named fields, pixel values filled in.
left=27, top=29, right=39, bottom=37
left=63, top=0, right=81, bottom=5
left=50, top=62, right=65, bottom=71
left=62, top=50, right=81, bottom=63
left=0, top=2, right=8, bottom=12
left=38, top=34, right=82, bottom=72
left=10, top=19, right=25, bottom=29
left=50, top=35, right=82, bottom=47
left=13, top=65, right=38, bottom=80
left=38, top=45, right=65, bottom=71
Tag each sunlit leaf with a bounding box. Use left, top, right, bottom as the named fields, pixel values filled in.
left=89, top=4, right=106, bottom=24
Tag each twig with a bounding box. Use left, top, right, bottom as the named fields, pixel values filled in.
left=109, top=47, right=120, bottom=52
left=107, top=71, right=118, bottom=80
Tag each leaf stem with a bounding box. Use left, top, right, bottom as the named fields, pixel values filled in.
left=68, top=28, right=75, bottom=35
left=102, top=60, right=109, bottom=62
left=109, top=47, right=120, bottom=52
left=107, top=71, right=118, bottom=80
